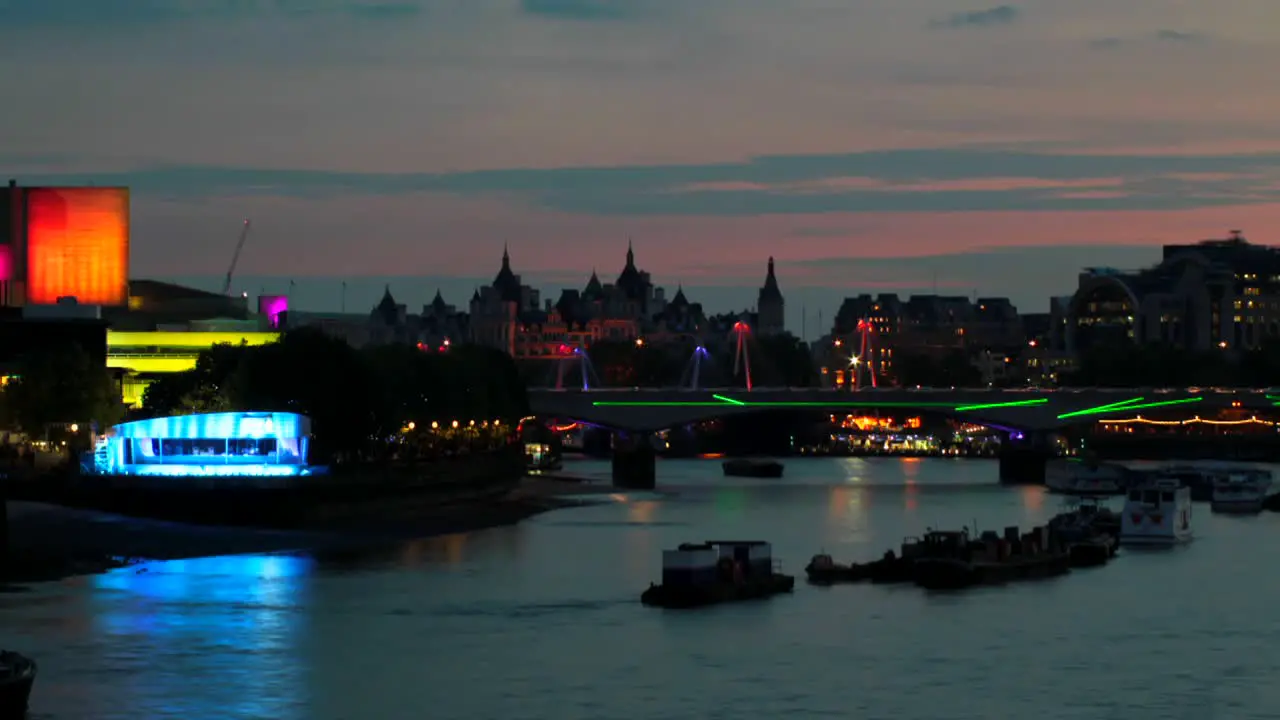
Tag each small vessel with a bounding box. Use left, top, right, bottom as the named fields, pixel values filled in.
left=1154, top=464, right=1227, bottom=502
left=804, top=553, right=866, bottom=583
left=722, top=459, right=784, bottom=479
left=0, top=650, right=36, bottom=718
left=912, top=527, right=1071, bottom=590
left=642, top=541, right=795, bottom=608
left=1045, top=458, right=1133, bottom=495
left=1120, top=477, right=1193, bottom=545
left=1211, top=468, right=1273, bottom=514
left=1048, top=496, right=1121, bottom=567
left=524, top=442, right=563, bottom=473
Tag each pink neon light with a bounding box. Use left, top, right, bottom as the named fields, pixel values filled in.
left=258, top=294, right=288, bottom=329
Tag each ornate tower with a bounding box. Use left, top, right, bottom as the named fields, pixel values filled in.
left=757, top=257, right=785, bottom=336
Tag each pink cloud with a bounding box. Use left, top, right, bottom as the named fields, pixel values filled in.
left=129, top=192, right=1280, bottom=285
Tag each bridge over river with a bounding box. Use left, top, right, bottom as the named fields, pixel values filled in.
left=529, top=387, right=1275, bottom=432
left=528, top=387, right=1279, bottom=488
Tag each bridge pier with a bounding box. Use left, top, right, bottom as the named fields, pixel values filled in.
left=998, top=431, right=1060, bottom=485
left=611, top=432, right=656, bottom=490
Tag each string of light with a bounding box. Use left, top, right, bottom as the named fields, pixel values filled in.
left=1101, top=416, right=1275, bottom=426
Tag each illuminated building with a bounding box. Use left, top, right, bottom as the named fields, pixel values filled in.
left=1067, top=231, right=1280, bottom=354
left=1, top=181, right=130, bottom=307
left=107, top=329, right=280, bottom=406
left=92, top=411, right=317, bottom=477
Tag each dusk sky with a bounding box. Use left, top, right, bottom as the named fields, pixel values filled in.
left=4, top=0, right=1280, bottom=336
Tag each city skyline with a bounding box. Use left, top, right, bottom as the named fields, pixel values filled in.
left=5, top=0, right=1280, bottom=323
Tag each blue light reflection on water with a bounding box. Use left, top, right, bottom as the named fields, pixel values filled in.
left=84, top=553, right=313, bottom=720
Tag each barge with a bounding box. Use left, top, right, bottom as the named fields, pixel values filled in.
left=912, top=527, right=1070, bottom=591
left=722, top=459, right=784, bottom=479
left=642, top=540, right=794, bottom=608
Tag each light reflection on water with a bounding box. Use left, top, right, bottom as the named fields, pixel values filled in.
left=13, top=458, right=1280, bottom=719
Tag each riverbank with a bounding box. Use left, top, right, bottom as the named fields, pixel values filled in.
left=0, top=477, right=623, bottom=588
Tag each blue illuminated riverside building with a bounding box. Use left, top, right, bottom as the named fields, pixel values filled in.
left=90, top=412, right=323, bottom=481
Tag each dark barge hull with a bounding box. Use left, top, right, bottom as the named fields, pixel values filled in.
left=641, top=573, right=795, bottom=608
left=0, top=652, right=36, bottom=718
left=805, top=565, right=866, bottom=584
left=722, top=461, right=784, bottom=479
left=914, top=554, right=1071, bottom=590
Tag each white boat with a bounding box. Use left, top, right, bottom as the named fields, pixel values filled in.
left=1045, top=458, right=1131, bottom=495
left=1211, top=469, right=1273, bottom=514
left=1120, top=477, right=1193, bottom=546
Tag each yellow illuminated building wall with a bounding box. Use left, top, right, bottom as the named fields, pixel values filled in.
left=108, top=330, right=280, bottom=407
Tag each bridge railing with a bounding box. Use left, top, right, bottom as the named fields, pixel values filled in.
left=529, top=386, right=1280, bottom=394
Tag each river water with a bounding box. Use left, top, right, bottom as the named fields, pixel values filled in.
left=7, top=457, right=1280, bottom=719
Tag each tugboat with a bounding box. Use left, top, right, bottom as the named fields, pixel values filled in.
left=1211, top=469, right=1273, bottom=514
left=642, top=541, right=795, bottom=608
left=1120, top=477, right=1193, bottom=545
left=0, top=650, right=36, bottom=718
left=804, top=553, right=866, bottom=583
left=1048, top=496, right=1121, bottom=567
left=722, top=459, right=784, bottom=479
left=912, top=526, right=1070, bottom=590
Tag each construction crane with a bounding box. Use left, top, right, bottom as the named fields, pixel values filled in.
left=222, top=219, right=252, bottom=296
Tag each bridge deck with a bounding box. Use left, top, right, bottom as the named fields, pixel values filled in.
left=528, top=388, right=1278, bottom=432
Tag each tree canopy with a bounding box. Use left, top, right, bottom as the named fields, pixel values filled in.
left=141, top=328, right=529, bottom=464
left=0, top=343, right=123, bottom=434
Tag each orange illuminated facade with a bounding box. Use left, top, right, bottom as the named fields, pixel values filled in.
left=25, top=187, right=129, bottom=306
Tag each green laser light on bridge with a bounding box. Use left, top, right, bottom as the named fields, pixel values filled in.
left=1055, top=396, right=1203, bottom=420
left=590, top=396, right=1051, bottom=412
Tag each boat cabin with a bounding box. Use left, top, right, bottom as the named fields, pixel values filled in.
left=916, top=530, right=972, bottom=560
left=662, top=543, right=721, bottom=586
left=1121, top=478, right=1193, bottom=545
left=705, top=540, right=775, bottom=577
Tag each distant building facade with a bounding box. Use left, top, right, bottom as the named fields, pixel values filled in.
left=1066, top=230, right=1280, bottom=353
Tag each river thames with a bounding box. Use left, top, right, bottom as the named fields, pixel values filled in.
left=7, top=456, right=1280, bottom=719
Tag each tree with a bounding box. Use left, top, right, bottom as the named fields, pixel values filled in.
left=749, top=333, right=817, bottom=387
left=0, top=343, right=123, bottom=434
left=141, top=342, right=250, bottom=415
left=226, top=327, right=380, bottom=463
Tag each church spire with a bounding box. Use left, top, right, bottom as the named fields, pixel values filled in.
left=625, top=238, right=635, bottom=269
left=759, top=256, right=783, bottom=303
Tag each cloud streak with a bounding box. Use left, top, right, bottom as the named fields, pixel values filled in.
left=932, top=5, right=1019, bottom=29
left=15, top=147, right=1280, bottom=216
left=0, top=0, right=421, bottom=25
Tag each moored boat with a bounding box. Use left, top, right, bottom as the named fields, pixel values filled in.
left=912, top=527, right=1070, bottom=590
left=722, top=459, right=784, bottom=478
left=1048, top=496, right=1120, bottom=567
left=1120, top=477, right=1193, bottom=545
left=1211, top=469, right=1273, bottom=514
left=0, top=650, right=36, bottom=719
left=1045, top=458, right=1135, bottom=496
left=804, top=553, right=867, bottom=583
left=642, top=540, right=794, bottom=608
left=1152, top=464, right=1223, bottom=502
